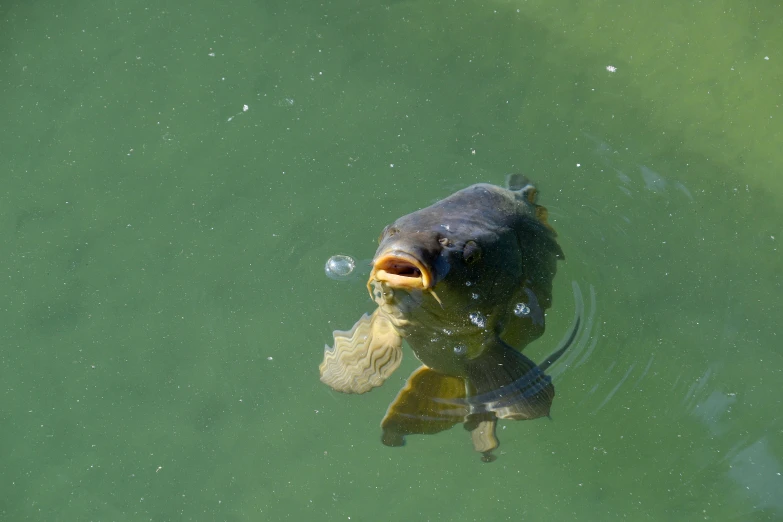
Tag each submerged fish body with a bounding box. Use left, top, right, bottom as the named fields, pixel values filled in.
left=320, top=175, right=565, bottom=461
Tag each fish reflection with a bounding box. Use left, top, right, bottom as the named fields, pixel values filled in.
left=320, top=175, right=573, bottom=461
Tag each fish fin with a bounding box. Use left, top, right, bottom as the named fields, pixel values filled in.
left=505, top=173, right=534, bottom=192
left=538, top=312, right=581, bottom=372
left=507, top=173, right=561, bottom=245
left=506, top=173, right=547, bottom=222
left=465, top=338, right=555, bottom=421
left=506, top=175, right=564, bottom=307
left=380, top=366, right=469, bottom=447
left=517, top=214, right=564, bottom=310
left=319, top=310, right=403, bottom=394
left=522, top=190, right=561, bottom=247
left=464, top=414, right=499, bottom=462
left=534, top=203, right=554, bottom=231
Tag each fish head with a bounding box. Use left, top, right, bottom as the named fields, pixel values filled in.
left=368, top=196, right=526, bottom=329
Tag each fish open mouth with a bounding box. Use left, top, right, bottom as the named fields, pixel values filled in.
left=370, top=252, right=432, bottom=290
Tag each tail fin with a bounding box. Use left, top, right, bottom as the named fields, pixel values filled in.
left=464, top=339, right=555, bottom=420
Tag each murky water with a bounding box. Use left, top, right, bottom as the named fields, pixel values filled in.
left=1, top=1, right=781, bottom=520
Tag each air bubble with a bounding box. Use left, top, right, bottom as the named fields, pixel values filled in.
left=471, top=293, right=480, bottom=300
left=325, top=255, right=356, bottom=280
left=513, top=303, right=531, bottom=317
left=469, top=311, right=487, bottom=328
left=453, top=344, right=467, bottom=356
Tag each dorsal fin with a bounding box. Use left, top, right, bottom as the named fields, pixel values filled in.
left=505, top=173, right=534, bottom=193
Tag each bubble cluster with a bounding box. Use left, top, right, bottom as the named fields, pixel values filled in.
left=325, top=255, right=356, bottom=281
left=513, top=303, right=531, bottom=317
left=469, top=311, right=487, bottom=328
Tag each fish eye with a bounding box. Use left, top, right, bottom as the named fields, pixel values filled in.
left=438, top=237, right=451, bottom=247
left=463, top=240, right=482, bottom=265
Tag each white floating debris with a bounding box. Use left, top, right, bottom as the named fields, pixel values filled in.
left=227, top=105, right=250, bottom=122
left=606, top=65, right=617, bottom=73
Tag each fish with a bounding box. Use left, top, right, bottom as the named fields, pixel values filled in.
left=319, top=174, right=572, bottom=462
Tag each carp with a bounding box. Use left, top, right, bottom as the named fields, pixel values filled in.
left=320, top=175, right=570, bottom=461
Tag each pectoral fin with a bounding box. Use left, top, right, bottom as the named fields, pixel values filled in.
left=380, top=366, right=469, bottom=447
left=319, top=310, right=403, bottom=394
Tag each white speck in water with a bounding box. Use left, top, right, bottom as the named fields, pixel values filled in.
left=469, top=311, right=486, bottom=328
left=325, top=255, right=356, bottom=280
left=243, top=104, right=249, bottom=112
left=465, top=281, right=472, bottom=287
left=606, top=65, right=617, bottom=72
left=513, top=303, right=531, bottom=317
left=453, top=344, right=467, bottom=356
left=471, top=293, right=479, bottom=300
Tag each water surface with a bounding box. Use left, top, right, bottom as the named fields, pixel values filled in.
left=1, top=1, right=781, bottom=520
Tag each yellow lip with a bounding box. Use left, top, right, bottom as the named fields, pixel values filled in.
left=369, top=251, right=432, bottom=291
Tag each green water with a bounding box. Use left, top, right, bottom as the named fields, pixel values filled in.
left=2, top=1, right=781, bottom=520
